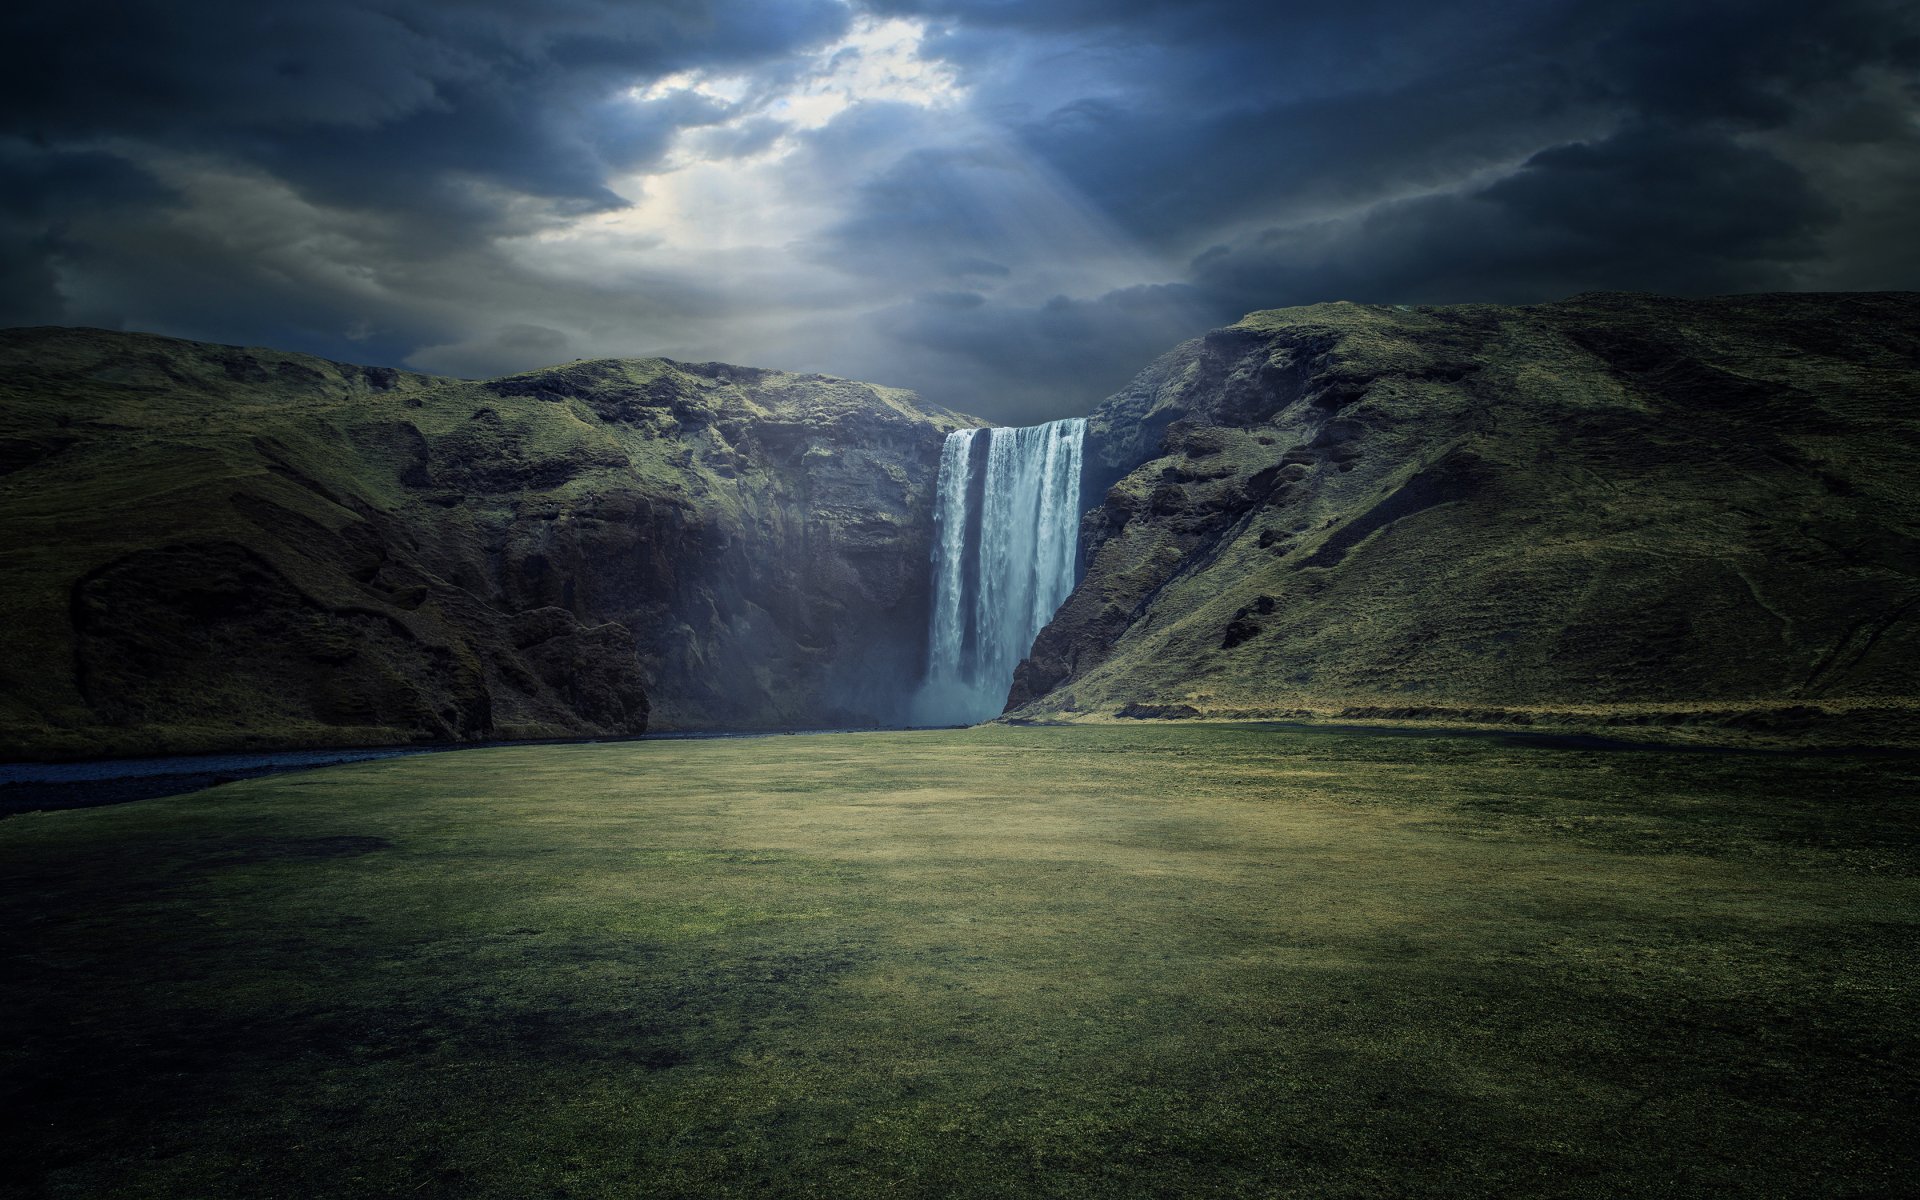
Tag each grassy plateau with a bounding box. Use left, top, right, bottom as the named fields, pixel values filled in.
left=2, top=725, right=1915, bottom=1197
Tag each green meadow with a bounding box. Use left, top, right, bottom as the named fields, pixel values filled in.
left=3, top=725, right=1914, bottom=1197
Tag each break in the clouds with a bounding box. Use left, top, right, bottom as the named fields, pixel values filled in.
left=3, top=0, right=1917, bottom=421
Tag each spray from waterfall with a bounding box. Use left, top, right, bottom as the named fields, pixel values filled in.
left=914, top=418, right=1086, bottom=725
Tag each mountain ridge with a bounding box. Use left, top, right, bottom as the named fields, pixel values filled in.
left=5, top=291, right=1918, bottom=759
left=0, top=326, right=975, bottom=759
left=1012, top=291, right=1920, bottom=746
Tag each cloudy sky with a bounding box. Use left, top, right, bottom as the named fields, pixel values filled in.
left=4, top=0, right=1917, bottom=421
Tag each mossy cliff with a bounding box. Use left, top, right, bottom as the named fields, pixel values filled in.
left=0, top=329, right=974, bottom=758
left=6, top=292, right=1916, bottom=758
left=1010, top=292, right=1920, bottom=744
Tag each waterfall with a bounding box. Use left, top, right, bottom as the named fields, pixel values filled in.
left=913, top=418, right=1086, bottom=725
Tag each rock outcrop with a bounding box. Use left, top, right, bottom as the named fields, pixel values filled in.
left=9, top=291, right=1917, bottom=757
left=0, top=329, right=974, bottom=758
left=1010, top=292, right=1920, bottom=743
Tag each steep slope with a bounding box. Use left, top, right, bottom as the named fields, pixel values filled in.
left=1010, top=292, right=1920, bottom=743
left=0, top=328, right=973, bottom=758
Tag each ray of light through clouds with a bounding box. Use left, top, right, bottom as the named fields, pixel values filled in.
left=450, top=10, right=1200, bottom=417
left=1, top=0, right=1917, bottom=420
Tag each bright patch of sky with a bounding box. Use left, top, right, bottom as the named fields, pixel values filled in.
left=488, top=8, right=1190, bottom=394
left=583, top=15, right=962, bottom=253
left=634, top=15, right=963, bottom=132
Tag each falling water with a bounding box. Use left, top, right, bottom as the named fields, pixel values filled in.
left=913, top=418, right=1086, bottom=725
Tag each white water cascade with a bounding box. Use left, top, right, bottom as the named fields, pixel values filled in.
left=912, top=418, right=1086, bottom=725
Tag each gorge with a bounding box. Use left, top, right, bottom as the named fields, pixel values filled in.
left=3, top=290, right=1918, bottom=758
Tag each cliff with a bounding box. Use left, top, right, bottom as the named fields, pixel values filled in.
left=1010, top=292, right=1920, bottom=744
left=9, top=292, right=1917, bottom=759
left=0, top=329, right=973, bottom=758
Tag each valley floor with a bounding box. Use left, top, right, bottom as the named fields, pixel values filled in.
left=2, top=726, right=1914, bottom=1197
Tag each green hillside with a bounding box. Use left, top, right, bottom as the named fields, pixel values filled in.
left=5, top=292, right=1917, bottom=758
left=1013, top=292, right=1920, bottom=746
left=0, top=328, right=972, bottom=758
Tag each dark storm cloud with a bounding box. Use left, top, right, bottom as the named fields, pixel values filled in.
left=1, top=0, right=851, bottom=141
left=1484, top=126, right=1829, bottom=266
left=0, top=139, right=172, bottom=324
left=831, top=0, right=1920, bottom=412
left=866, top=283, right=1207, bottom=421
left=1588, top=0, right=1909, bottom=126
left=927, top=0, right=1910, bottom=249
left=813, top=140, right=1040, bottom=283
left=1188, top=122, right=1837, bottom=315
left=0, top=0, right=851, bottom=319
left=1, top=0, right=1916, bottom=419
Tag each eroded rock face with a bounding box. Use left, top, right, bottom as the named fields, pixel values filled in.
left=0, top=329, right=974, bottom=757
left=11, top=292, right=1918, bottom=756
left=72, top=541, right=496, bottom=742
left=1010, top=293, right=1920, bottom=736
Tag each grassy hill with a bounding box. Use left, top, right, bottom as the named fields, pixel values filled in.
left=6, top=291, right=1917, bottom=759
left=0, top=328, right=973, bottom=759
left=1012, top=292, right=1920, bottom=746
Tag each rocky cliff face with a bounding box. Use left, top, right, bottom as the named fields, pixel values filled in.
left=1012, top=292, right=1920, bottom=742
left=10, top=293, right=1916, bottom=758
left=0, top=329, right=973, bottom=758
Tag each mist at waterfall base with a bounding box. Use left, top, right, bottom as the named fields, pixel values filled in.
left=912, top=419, right=1088, bottom=726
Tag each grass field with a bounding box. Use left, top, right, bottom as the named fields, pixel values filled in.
left=2, top=725, right=1915, bottom=1197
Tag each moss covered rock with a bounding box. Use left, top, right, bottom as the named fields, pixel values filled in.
left=0, top=329, right=975, bottom=757
left=1011, top=292, right=1920, bottom=745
